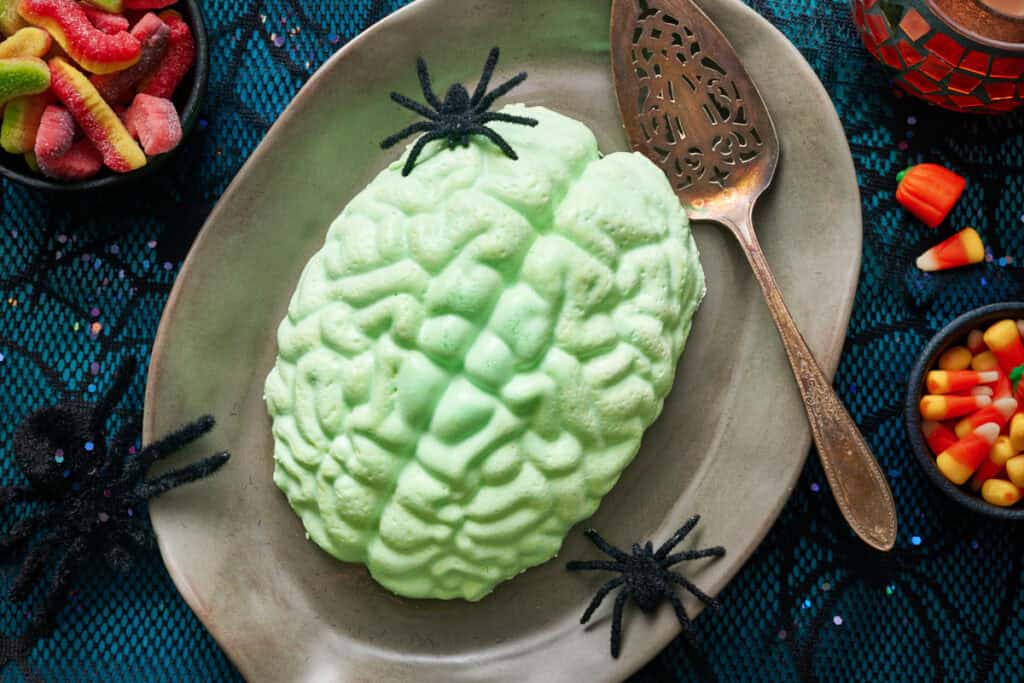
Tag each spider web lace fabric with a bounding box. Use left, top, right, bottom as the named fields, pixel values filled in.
left=0, top=0, right=1021, bottom=680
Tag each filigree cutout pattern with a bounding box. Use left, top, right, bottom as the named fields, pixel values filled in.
left=627, top=0, right=763, bottom=191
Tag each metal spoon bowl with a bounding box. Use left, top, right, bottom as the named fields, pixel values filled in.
left=611, top=0, right=897, bottom=550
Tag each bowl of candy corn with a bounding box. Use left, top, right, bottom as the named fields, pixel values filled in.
left=0, top=0, right=207, bottom=191
left=907, top=303, right=1024, bottom=520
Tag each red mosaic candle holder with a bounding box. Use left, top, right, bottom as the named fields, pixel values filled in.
left=851, top=0, right=1024, bottom=114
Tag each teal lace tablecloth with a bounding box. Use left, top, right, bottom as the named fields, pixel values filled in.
left=0, top=0, right=1022, bottom=680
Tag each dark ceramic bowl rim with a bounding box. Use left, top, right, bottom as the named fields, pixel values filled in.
left=905, top=302, right=1024, bottom=520
left=0, top=0, right=208, bottom=192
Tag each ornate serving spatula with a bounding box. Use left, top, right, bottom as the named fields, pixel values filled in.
left=611, top=0, right=897, bottom=550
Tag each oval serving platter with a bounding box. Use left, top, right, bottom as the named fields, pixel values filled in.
left=143, top=0, right=862, bottom=680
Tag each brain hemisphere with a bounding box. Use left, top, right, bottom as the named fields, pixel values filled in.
left=265, top=105, right=705, bottom=601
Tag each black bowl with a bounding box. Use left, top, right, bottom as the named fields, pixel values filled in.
left=906, top=302, right=1024, bottom=520
left=0, top=0, right=208, bottom=192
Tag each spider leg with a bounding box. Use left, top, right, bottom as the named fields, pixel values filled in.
left=469, top=47, right=500, bottom=107
left=473, top=72, right=528, bottom=113
left=389, top=92, right=438, bottom=121
left=609, top=588, right=629, bottom=658
left=400, top=131, right=448, bottom=176
left=565, top=559, right=625, bottom=573
left=26, top=536, right=88, bottom=639
left=468, top=125, right=519, bottom=160
left=666, top=571, right=720, bottom=608
left=662, top=546, right=726, bottom=567
left=125, top=415, right=216, bottom=480
left=416, top=57, right=443, bottom=111
left=8, top=530, right=67, bottom=603
left=127, top=451, right=229, bottom=505
left=381, top=121, right=438, bottom=149
left=98, top=416, right=142, bottom=482
left=0, top=510, right=61, bottom=557
left=477, top=112, right=539, bottom=127
left=666, top=591, right=696, bottom=638
left=90, top=356, right=137, bottom=434
left=579, top=575, right=625, bottom=624
left=582, top=528, right=630, bottom=562
left=654, top=514, right=701, bottom=560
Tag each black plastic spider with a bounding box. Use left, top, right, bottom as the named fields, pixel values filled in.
left=381, top=46, right=538, bottom=176
left=566, top=515, right=726, bottom=658
left=0, top=356, right=229, bottom=639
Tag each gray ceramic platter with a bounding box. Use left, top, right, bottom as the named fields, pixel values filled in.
left=143, top=0, right=862, bottom=680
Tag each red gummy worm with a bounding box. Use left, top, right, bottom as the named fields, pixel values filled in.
left=137, top=9, right=193, bottom=99
left=18, top=0, right=140, bottom=74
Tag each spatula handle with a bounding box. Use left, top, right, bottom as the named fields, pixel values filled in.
left=735, top=219, right=897, bottom=551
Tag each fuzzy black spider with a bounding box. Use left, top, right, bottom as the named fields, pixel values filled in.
left=381, top=46, right=538, bottom=176
left=566, top=515, right=726, bottom=658
left=0, top=356, right=229, bottom=639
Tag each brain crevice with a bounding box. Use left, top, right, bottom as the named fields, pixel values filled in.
left=266, top=105, right=705, bottom=601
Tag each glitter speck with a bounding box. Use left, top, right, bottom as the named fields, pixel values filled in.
left=833, top=616, right=843, bottom=626
left=329, top=32, right=340, bottom=44
left=886, top=584, right=896, bottom=595
left=272, top=33, right=285, bottom=47
left=54, top=454, right=64, bottom=464
left=777, top=629, right=787, bottom=639
left=147, top=240, right=157, bottom=249
left=810, top=482, right=820, bottom=492
left=98, top=512, right=109, bottom=523
left=898, top=141, right=908, bottom=151
left=90, top=307, right=99, bottom=317
left=89, top=362, right=99, bottom=375
left=821, top=582, right=832, bottom=591
left=911, top=535, right=922, bottom=546
left=103, top=489, right=111, bottom=498
left=57, top=234, right=67, bottom=244
left=163, top=261, right=173, bottom=271
left=90, top=322, right=102, bottom=335
left=981, top=277, right=988, bottom=286
left=199, top=118, right=208, bottom=130
left=84, top=441, right=95, bottom=452
left=802, top=598, right=811, bottom=609
left=907, top=116, right=917, bottom=125
left=0, top=353, right=4, bottom=362
left=87, top=384, right=96, bottom=393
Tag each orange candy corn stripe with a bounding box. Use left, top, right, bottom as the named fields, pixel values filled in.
left=920, top=393, right=990, bottom=421
left=48, top=57, right=144, bottom=172
left=970, top=436, right=1016, bottom=491
left=926, top=370, right=998, bottom=394
left=915, top=228, right=985, bottom=272
left=936, top=423, right=1001, bottom=485
left=922, top=420, right=958, bottom=456
left=982, top=319, right=1024, bottom=375
left=953, top=397, right=1017, bottom=438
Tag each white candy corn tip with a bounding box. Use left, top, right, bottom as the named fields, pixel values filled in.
left=975, top=422, right=1001, bottom=443
left=978, top=371, right=1000, bottom=383
left=922, top=420, right=940, bottom=436
left=971, top=386, right=994, bottom=397
left=916, top=251, right=939, bottom=272
left=976, top=394, right=992, bottom=407
left=1017, top=320, right=1024, bottom=338
left=994, top=398, right=1018, bottom=419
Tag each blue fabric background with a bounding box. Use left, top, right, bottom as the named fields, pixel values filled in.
left=0, top=0, right=1021, bottom=680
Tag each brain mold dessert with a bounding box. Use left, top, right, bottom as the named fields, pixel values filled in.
left=264, top=104, right=705, bottom=601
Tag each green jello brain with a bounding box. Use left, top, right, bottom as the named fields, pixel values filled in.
left=264, top=105, right=705, bottom=601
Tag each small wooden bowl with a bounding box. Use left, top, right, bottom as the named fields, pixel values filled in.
left=906, top=302, right=1024, bottom=520
left=0, top=0, right=208, bottom=192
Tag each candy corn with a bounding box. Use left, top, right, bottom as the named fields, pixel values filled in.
left=936, top=422, right=1001, bottom=485
left=926, top=370, right=998, bottom=394
left=90, top=13, right=168, bottom=103
left=983, top=319, right=1024, bottom=375
left=920, top=393, right=991, bottom=421
left=953, top=397, right=1016, bottom=438
left=137, top=10, right=192, bottom=98
left=938, top=345, right=972, bottom=371
left=981, top=479, right=1021, bottom=507
left=990, top=373, right=1012, bottom=399
left=0, top=26, right=50, bottom=58
left=922, top=421, right=958, bottom=456
left=48, top=56, right=145, bottom=172
left=950, top=385, right=993, bottom=398
left=967, top=329, right=986, bottom=354
left=970, top=435, right=1017, bottom=490
left=972, top=351, right=998, bottom=371
left=915, top=228, right=985, bottom=272
left=0, top=91, right=47, bottom=153
left=18, top=0, right=141, bottom=74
